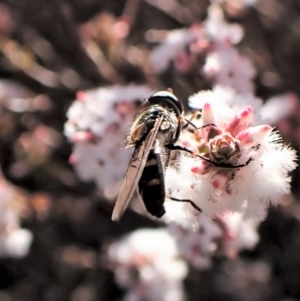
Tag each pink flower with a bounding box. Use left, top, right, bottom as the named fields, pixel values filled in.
left=108, top=228, right=187, bottom=301
left=215, top=211, right=259, bottom=258
left=202, top=44, right=256, bottom=93
left=149, top=28, right=200, bottom=72
left=166, top=88, right=297, bottom=222
left=204, top=3, right=244, bottom=44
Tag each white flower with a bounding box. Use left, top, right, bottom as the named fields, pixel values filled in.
left=149, top=2, right=249, bottom=82
left=260, top=93, right=298, bottom=125
left=64, top=85, right=154, bottom=199
left=215, top=211, right=259, bottom=258
left=211, top=0, right=258, bottom=9
left=0, top=172, right=33, bottom=258
left=201, top=5, right=256, bottom=93
left=0, top=229, right=33, bottom=258
left=188, top=86, right=262, bottom=122
left=109, top=228, right=188, bottom=301
left=167, top=215, right=221, bottom=269
left=167, top=88, right=297, bottom=223
left=0, top=79, right=51, bottom=112
left=204, top=4, right=244, bottom=44
left=202, top=45, right=256, bottom=93
left=150, top=28, right=200, bottom=72
left=164, top=210, right=260, bottom=267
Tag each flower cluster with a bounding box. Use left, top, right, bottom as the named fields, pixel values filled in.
left=65, top=1, right=297, bottom=223
left=149, top=28, right=200, bottom=73
left=148, top=1, right=298, bottom=225
left=166, top=86, right=297, bottom=223
left=64, top=85, right=154, bottom=199
left=150, top=3, right=254, bottom=94
left=163, top=201, right=259, bottom=267
left=211, top=0, right=259, bottom=17
left=215, top=211, right=259, bottom=258
left=107, top=213, right=259, bottom=301
left=0, top=171, right=33, bottom=258
left=108, top=228, right=188, bottom=301
left=0, top=79, right=51, bottom=113
left=167, top=214, right=222, bottom=269
left=63, top=1, right=299, bottom=300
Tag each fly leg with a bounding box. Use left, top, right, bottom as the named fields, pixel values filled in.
left=182, top=111, right=201, bottom=130
left=182, top=111, right=216, bottom=131
left=169, top=196, right=202, bottom=212
left=166, top=143, right=194, bottom=155
left=167, top=144, right=253, bottom=169
left=198, top=157, right=253, bottom=168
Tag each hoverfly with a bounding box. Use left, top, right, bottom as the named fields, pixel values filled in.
left=111, top=90, right=253, bottom=221
left=111, top=90, right=202, bottom=221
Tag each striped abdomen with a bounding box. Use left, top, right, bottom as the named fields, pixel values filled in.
left=138, top=149, right=168, bottom=218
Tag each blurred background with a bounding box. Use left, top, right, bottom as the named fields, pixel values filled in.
left=0, top=0, right=299, bottom=300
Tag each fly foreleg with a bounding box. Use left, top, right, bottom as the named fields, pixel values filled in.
left=169, top=196, right=202, bottom=212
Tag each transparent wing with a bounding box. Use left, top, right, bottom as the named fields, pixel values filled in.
left=111, top=116, right=163, bottom=221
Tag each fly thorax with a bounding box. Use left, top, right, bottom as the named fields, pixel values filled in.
left=160, top=120, right=171, bottom=131
left=160, top=112, right=178, bottom=135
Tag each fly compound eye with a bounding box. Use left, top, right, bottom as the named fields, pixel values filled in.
left=149, top=90, right=184, bottom=115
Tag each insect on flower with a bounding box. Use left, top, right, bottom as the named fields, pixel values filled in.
left=112, top=90, right=205, bottom=221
